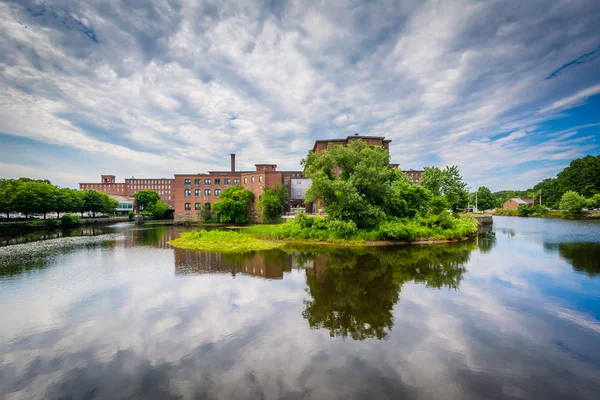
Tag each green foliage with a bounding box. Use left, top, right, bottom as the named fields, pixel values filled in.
left=199, top=207, right=216, bottom=223
left=169, top=230, right=284, bottom=253
left=128, top=211, right=135, bottom=220
left=150, top=199, right=169, bottom=218
left=530, top=205, right=548, bottom=216
left=213, top=185, right=254, bottom=224
left=471, top=186, right=498, bottom=210
left=588, top=194, right=600, bottom=209
left=61, top=214, right=80, bottom=225
left=134, top=190, right=161, bottom=210
left=259, top=184, right=288, bottom=222
left=560, top=191, right=587, bottom=214
left=421, top=166, right=469, bottom=214
left=46, top=219, right=60, bottom=226
left=517, top=204, right=532, bottom=217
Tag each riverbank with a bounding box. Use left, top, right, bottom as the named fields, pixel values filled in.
left=0, top=216, right=131, bottom=234
left=492, top=210, right=600, bottom=220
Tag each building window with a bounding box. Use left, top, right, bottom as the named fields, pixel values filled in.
left=224, top=178, right=231, bottom=185
left=284, top=178, right=288, bottom=184
left=205, top=203, right=211, bottom=211
left=251, top=176, right=255, bottom=183
left=233, top=179, right=240, bottom=185
left=214, top=179, right=221, bottom=185
left=184, top=189, right=191, bottom=196
left=215, top=189, right=221, bottom=197
left=184, top=179, right=191, bottom=185
left=259, top=176, right=262, bottom=183
left=244, top=178, right=248, bottom=184
left=204, top=189, right=211, bottom=196
left=195, top=189, right=200, bottom=196
left=184, top=203, right=191, bottom=210
left=204, top=179, right=211, bottom=185
left=195, top=179, right=201, bottom=185
left=195, top=203, right=201, bottom=210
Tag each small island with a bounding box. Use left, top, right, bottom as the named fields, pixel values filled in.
left=169, top=141, right=479, bottom=253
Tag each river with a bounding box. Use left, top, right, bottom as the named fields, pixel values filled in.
left=0, top=217, right=599, bottom=399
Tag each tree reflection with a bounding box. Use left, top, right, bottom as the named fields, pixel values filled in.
left=477, top=231, right=497, bottom=254
left=300, top=242, right=475, bottom=340
left=544, top=242, right=600, bottom=277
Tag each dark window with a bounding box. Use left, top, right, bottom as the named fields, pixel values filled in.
left=184, top=179, right=191, bottom=185
left=184, top=189, right=191, bottom=196
left=195, top=189, right=200, bottom=196
left=224, top=178, right=231, bottom=185
left=205, top=203, right=211, bottom=210
left=184, top=203, right=191, bottom=210
left=284, top=178, right=288, bottom=184
left=195, top=203, right=201, bottom=210
left=204, top=189, right=211, bottom=196
left=204, top=179, right=211, bottom=185
left=195, top=179, right=201, bottom=185
left=215, top=189, right=221, bottom=196
left=233, top=179, right=240, bottom=185
left=214, top=179, right=221, bottom=185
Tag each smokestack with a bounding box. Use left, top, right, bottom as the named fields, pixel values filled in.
left=230, top=154, right=236, bottom=172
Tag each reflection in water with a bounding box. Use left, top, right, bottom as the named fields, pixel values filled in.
left=544, top=242, right=600, bottom=276
left=300, top=243, right=475, bottom=340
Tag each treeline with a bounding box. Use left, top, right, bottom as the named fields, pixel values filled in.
left=494, top=155, right=600, bottom=208
left=0, top=178, right=118, bottom=219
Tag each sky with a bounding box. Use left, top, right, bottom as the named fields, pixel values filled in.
left=1, top=0, right=599, bottom=191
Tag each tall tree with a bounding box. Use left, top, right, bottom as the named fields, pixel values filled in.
left=472, top=186, right=498, bottom=210
left=259, top=184, right=289, bottom=222
left=421, top=166, right=468, bottom=214
left=134, top=190, right=161, bottom=210
left=213, top=185, right=254, bottom=224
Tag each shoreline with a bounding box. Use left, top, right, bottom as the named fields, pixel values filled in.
left=0, top=217, right=132, bottom=234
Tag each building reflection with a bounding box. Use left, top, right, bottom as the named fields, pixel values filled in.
left=174, top=248, right=293, bottom=279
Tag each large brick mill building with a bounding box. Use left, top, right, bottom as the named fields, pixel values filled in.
left=78, top=134, right=425, bottom=217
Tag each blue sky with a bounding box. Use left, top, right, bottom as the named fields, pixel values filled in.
left=1, top=0, right=599, bottom=191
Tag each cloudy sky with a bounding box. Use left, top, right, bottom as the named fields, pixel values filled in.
left=1, top=0, right=599, bottom=191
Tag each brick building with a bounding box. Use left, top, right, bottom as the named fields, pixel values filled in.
left=402, top=169, right=424, bottom=185
left=503, top=198, right=534, bottom=210
left=173, top=154, right=304, bottom=217
left=79, top=175, right=174, bottom=206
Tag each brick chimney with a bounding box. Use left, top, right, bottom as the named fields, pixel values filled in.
left=230, top=154, right=235, bottom=172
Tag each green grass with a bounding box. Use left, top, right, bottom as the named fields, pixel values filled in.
left=168, top=230, right=285, bottom=253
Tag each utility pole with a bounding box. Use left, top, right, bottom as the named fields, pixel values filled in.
left=475, top=187, right=478, bottom=213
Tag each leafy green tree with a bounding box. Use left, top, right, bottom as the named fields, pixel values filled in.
left=560, top=190, right=586, bottom=214
left=134, top=190, right=161, bottom=210
left=259, top=187, right=287, bottom=222
left=13, top=182, right=45, bottom=218
left=0, top=179, right=16, bottom=217
left=151, top=199, right=169, bottom=218
left=302, top=140, right=405, bottom=228
left=421, top=166, right=468, bottom=214
left=474, top=186, right=498, bottom=210
left=556, top=155, right=600, bottom=198
left=517, top=204, right=532, bottom=217
left=587, top=193, right=600, bottom=209
left=213, top=185, right=254, bottom=224
left=81, top=190, right=117, bottom=216
left=388, top=179, right=433, bottom=218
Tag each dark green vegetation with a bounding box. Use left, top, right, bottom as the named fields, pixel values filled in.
left=258, top=184, right=289, bottom=222
left=300, top=140, right=477, bottom=235
left=0, top=178, right=117, bottom=219
left=211, top=185, right=255, bottom=224
left=494, top=154, right=600, bottom=209
left=469, top=186, right=500, bottom=210
left=134, top=190, right=169, bottom=218
left=544, top=242, right=600, bottom=277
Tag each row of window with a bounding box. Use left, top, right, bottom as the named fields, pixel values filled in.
left=183, top=176, right=265, bottom=186
left=184, top=203, right=211, bottom=210
left=128, top=179, right=171, bottom=185
left=184, top=189, right=221, bottom=197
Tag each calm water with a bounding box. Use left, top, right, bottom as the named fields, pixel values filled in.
left=1, top=217, right=599, bottom=399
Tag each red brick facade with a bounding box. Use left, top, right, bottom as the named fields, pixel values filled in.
left=79, top=176, right=174, bottom=205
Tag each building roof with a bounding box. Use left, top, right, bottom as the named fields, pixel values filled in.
left=312, top=135, right=391, bottom=152
left=109, top=195, right=134, bottom=201
left=509, top=198, right=532, bottom=204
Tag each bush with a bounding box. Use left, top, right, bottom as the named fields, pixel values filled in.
left=26, top=219, right=44, bottom=227
left=517, top=204, right=532, bottom=217
left=531, top=205, right=548, bottom=216
left=61, top=214, right=80, bottom=225
left=326, top=220, right=357, bottom=237
left=200, top=208, right=216, bottom=223
left=128, top=211, right=135, bottom=220
left=560, top=191, right=586, bottom=214
left=46, top=219, right=60, bottom=226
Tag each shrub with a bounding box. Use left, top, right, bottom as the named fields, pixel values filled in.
left=26, top=219, right=43, bottom=227
left=61, top=214, right=80, bottom=225
left=560, top=191, right=586, bottom=214
left=200, top=208, right=215, bottom=223
left=46, top=219, right=60, bottom=226
left=326, top=220, right=357, bottom=237
left=531, top=205, right=548, bottom=216
left=128, top=211, right=135, bottom=220
left=517, top=204, right=532, bottom=217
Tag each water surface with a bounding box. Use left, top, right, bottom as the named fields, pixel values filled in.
left=1, top=217, right=599, bottom=399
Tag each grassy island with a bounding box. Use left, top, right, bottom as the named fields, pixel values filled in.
left=169, top=140, right=479, bottom=253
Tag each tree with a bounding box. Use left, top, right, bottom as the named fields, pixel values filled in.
left=473, top=186, right=498, bottom=211
left=560, top=191, right=586, bottom=214
left=421, top=166, right=468, bottom=214
left=13, top=182, right=45, bottom=218
left=0, top=179, right=16, bottom=217
left=587, top=193, right=600, bottom=209
left=151, top=199, right=169, bottom=218
left=302, top=140, right=405, bottom=228
left=259, top=184, right=289, bottom=222
left=82, top=190, right=117, bottom=216
left=556, top=155, right=600, bottom=198
left=134, top=190, right=161, bottom=210
left=213, top=185, right=254, bottom=224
